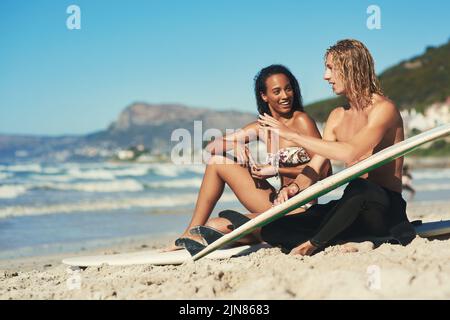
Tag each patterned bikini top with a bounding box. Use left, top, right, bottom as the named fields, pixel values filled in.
left=266, top=146, right=311, bottom=167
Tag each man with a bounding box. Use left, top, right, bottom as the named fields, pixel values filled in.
left=258, top=39, right=416, bottom=255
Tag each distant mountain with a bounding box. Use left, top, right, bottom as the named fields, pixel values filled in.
left=305, top=39, right=450, bottom=121
left=0, top=103, right=257, bottom=161
left=85, top=103, right=256, bottom=152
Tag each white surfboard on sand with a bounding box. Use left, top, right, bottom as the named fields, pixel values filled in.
left=354, top=220, right=450, bottom=243
left=61, top=220, right=450, bottom=267
left=192, top=124, right=450, bottom=261
left=413, top=220, right=450, bottom=238
left=62, top=243, right=271, bottom=267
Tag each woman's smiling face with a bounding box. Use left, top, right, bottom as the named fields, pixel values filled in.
left=260, top=73, right=294, bottom=115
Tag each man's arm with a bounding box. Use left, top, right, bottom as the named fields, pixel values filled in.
left=259, top=101, right=398, bottom=164
left=290, top=102, right=397, bottom=163
left=277, top=112, right=330, bottom=179
left=273, top=114, right=337, bottom=204
left=292, top=113, right=338, bottom=188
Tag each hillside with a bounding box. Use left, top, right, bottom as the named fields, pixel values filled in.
left=86, top=103, right=256, bottom=152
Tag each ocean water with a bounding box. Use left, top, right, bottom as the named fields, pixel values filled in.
left=0, top=161, right=449, bottom=259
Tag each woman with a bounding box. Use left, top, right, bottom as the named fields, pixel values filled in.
left=164, top=64, right=330, bottom=251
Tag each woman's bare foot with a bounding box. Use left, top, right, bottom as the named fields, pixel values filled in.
left=159, top=242, right=184, bottom=253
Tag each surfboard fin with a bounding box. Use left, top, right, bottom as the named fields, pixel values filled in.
left=218, top=210, right=250, bottom=230
left=189, top=226, right=224, bottom=245
left=175, top=238, right=206, bottom=256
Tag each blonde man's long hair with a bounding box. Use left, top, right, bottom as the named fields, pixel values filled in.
left=325, top=39, right=383, bottom=110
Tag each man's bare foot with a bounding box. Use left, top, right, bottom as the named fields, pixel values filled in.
left=289, top=240, right=317, bottom=256
left=159, top=232, right=205, bottom=252
left=339, top=241, right=374, bottom=253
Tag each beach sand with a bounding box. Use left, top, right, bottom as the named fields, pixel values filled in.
left=1, top=201, right=450, bottom=300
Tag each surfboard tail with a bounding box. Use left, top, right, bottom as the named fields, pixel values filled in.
left=175, top=238, right=206, bottom=256
left=189, top=226, right=224, bottom=244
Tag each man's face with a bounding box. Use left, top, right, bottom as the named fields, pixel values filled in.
left=324, top=54, right=345, bottom=95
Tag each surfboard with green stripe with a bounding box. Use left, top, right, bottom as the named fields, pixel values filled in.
left=192, top=124, right=450, bottom=261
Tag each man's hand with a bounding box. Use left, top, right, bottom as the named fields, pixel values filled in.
left=273, top=183, right=300, bottom=205
left=258, top=113, right=299, bottom=142
left=274, top=171, right=317, bottom=205
left=289, top=241, right=317, bottom=256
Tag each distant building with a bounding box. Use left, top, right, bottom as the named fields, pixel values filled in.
left=136, top=144, right=145, bottom=152
left=401, top=101, right=450, bottom=135
left=117, top=150, right=135, bottom=160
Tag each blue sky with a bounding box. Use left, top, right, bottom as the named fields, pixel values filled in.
left=0, top=0, right=449, bottom=135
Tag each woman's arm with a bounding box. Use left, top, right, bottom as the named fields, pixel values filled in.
left=278, top=165, right=308, bottom=179
left=260, top=102, right=399, bottom=164
left=205, top=121, right=260, bottom=155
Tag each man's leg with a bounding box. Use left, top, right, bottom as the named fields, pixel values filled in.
left=259, top=201, right=337, bottom=252
left=309, top=179, right=390, bottom=248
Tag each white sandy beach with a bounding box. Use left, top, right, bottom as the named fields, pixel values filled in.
left=1, top=201, right=450, bottom=300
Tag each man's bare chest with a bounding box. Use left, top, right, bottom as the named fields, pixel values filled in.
left=334, top=113, right=369, bottom=142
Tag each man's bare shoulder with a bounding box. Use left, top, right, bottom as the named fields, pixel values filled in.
left=318, top=107, right=345, bottom=137
left=369, top=94, right=401, bottom=124
left=326, top=106, right=346, bottom=125
left=372, top=94, right=396, bottom=110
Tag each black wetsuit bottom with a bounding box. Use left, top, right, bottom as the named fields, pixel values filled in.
left=260, top=178, right=416, bottom=252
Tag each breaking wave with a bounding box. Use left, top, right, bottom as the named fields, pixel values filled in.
left=0, top=193, right=238, bottom=219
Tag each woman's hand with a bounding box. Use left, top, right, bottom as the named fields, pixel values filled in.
left=235, top=143, right=249, bottom=167
left=258, top=113, right=299, bottom=142
left=250, top=164, right=277, bottom=180
left=273, top=183, right=300, bottom=205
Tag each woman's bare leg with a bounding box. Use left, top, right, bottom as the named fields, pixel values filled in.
left=204, top=213, right=263, bottom=245
left=163, top=155, right=275, bottom=251
left=187, top=155, right=274, bottom=228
